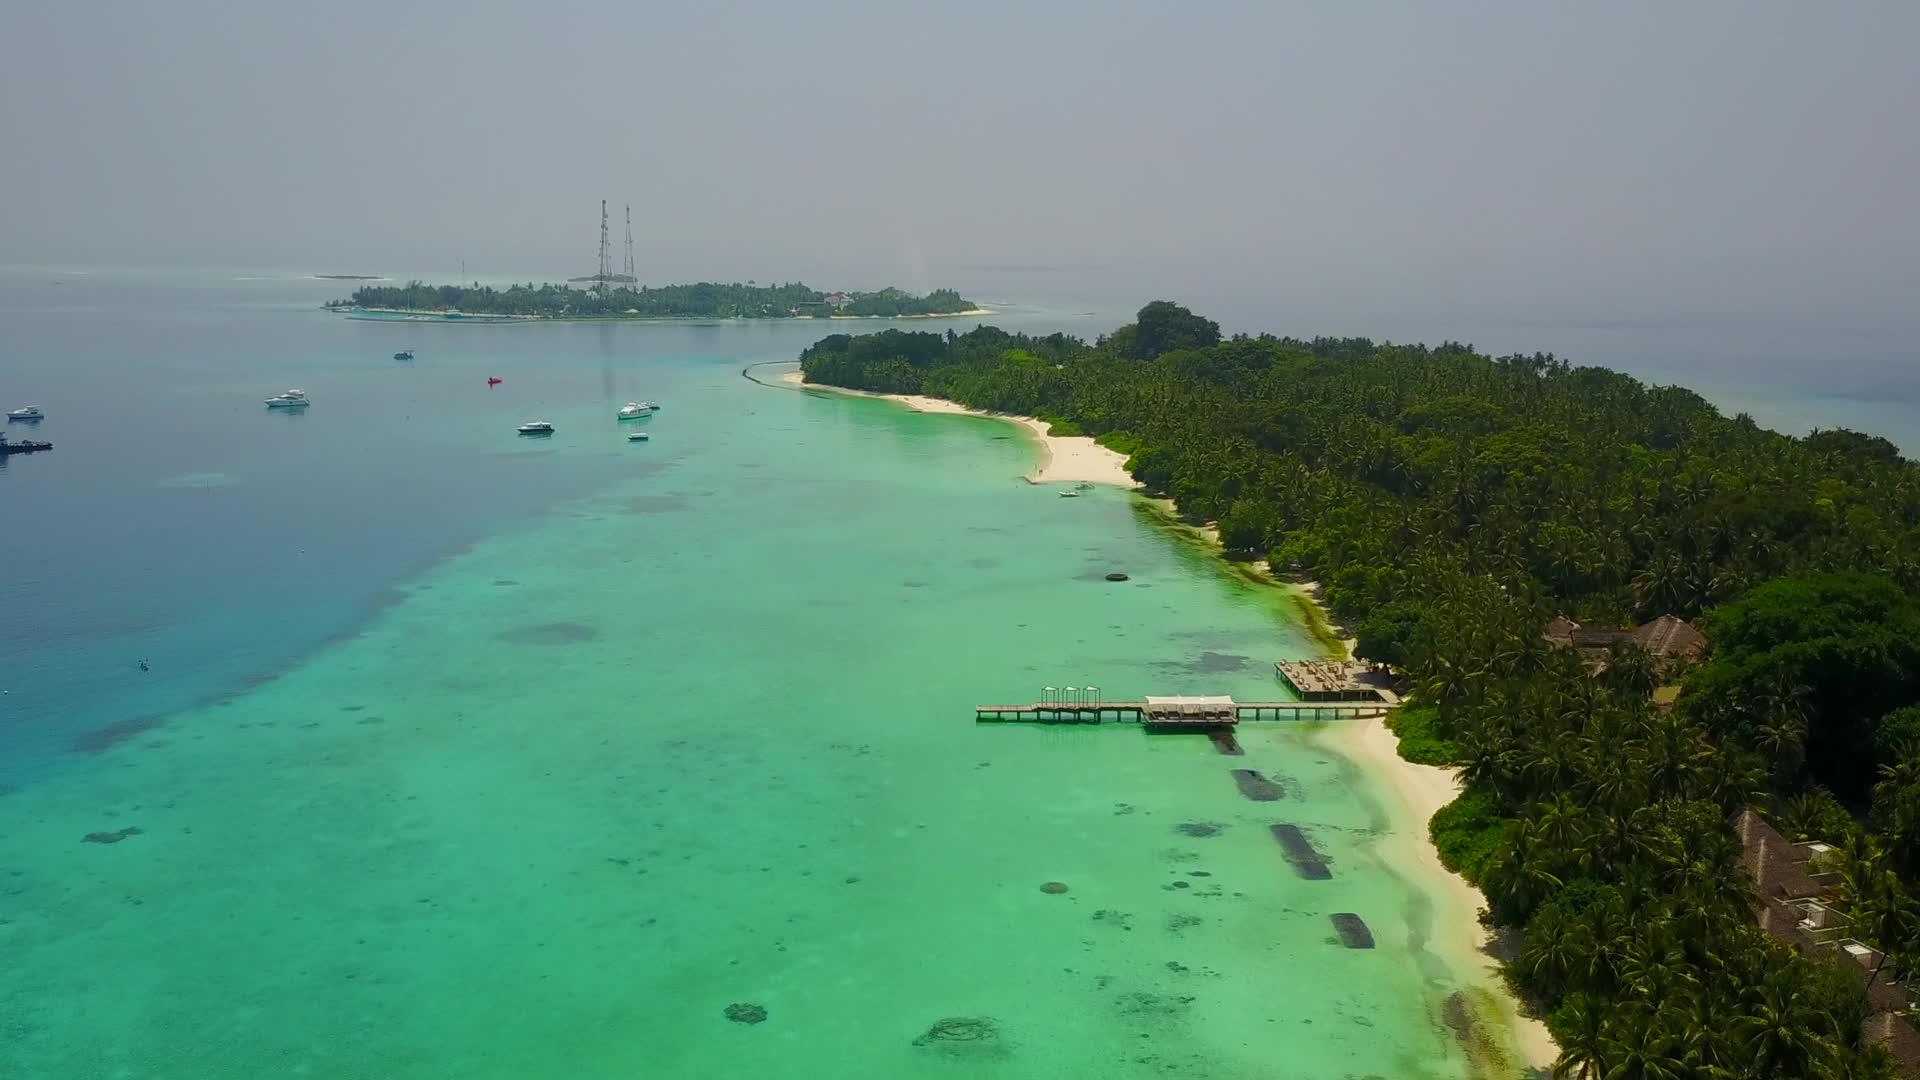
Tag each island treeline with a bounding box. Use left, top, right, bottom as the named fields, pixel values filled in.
left=800, top=303, right=1920, bottom=1078
left=336, top=281, right=976, bottom=319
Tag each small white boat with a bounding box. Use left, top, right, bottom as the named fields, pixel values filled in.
left=518, top=421, right=555, bottom=435
left=6, top=405, right=44, bottom=421
left=264, top=389, right=310, bottom=408
left=617, top=402, right=651, bottom=419
left=1058, top=489, right=1080, bottom=498
left=626, top=431, right=650, bottom=442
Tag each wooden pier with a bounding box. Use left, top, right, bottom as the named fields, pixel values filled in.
left=974, top=694, right=1386, bottom=727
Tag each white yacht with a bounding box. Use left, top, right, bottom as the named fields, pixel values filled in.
left=6, top=405, right=44, bottom=421
left=264, top=389, right=310, bottom=408
left=617, top=402, right=651, bottom=419
left=518, top=420, right=555, bottom=435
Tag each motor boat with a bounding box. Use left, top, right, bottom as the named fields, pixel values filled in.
left=393, top=350, right=414, bottom=360
left=265, top=389, right=310, bottom=408
left=0, top=431, right=51, bottom=454
left=626, top=431, right=650, bottom=442
left=518, top=421, right=554, bottom=435
left=487, top=377, right=503, bottom=386
left=617, top=402, right=651, bottom=420
left=6, top=405, right=44, bottom=421
left=1058, top=489, right=1080, bottom=498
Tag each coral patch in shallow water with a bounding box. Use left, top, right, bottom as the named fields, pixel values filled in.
left=82, top=827, right=143, bottom=845
left=70, top=716, right=161, bottom=754
left=724, top=1003, right=767, bottom=1025
left=497, top=622, right=601, bottom=645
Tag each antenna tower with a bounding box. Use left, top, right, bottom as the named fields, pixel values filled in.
left=596, top=200, right=612, bottom=286
left=623, top=205, right=636, bottom=283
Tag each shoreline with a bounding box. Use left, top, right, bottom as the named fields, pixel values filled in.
left=779, top=369, right=1138, bottom=488
left=1132, top=498, right=1557, bottom=1071
left=1329, top=711, right=1559, bottom=1072
left=774, top=368, right=1556, bottom=1071
left=333, top=306, right=993, bottom=323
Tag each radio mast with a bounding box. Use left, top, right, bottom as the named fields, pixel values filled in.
left=596, top=200, right=613, bottom=286
left=623, top=205, right=636, bottom=283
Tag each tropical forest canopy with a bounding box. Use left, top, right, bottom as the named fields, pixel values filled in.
left=799, top=303, right=1920, bottom=1078
left=337, top=281, right=976, bottom=319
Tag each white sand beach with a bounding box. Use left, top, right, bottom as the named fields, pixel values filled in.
left=1152, top=528, right=1560, bottom=1070
left=780, top=369, right=1138, bottom=488
left=1329, top=712, right=1560, bottom=1071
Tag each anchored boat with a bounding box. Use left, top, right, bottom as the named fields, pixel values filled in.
left=0, top=432, right=51, bottom=455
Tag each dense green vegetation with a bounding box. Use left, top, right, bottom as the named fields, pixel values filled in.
left=800, top=303, right=1920, bottom=1078
left=1383, top=702, right=1458, bottom=766
left=336, top=281, right=977, bottom=319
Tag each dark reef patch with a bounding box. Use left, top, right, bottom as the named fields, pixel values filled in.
left=913, top=1016, right=1004, bottom=1057
left=71, top=716, right=161, bottom=754
left=497, top=622, right=601, bottom=645
left=1269, top=824, right=1332, bottom=879
left=1331, top=913, right=1374, bottom=948
left=1229, top=769, right=1286, bottom=801
left=83, top=827, right=143, bottom=845
left=1175, top=822, right=1223, bottom=838
left=724, top=1003, right=767, bottom=1025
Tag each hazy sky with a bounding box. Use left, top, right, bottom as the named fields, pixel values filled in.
left=3, top=2, right=1915, bottom=319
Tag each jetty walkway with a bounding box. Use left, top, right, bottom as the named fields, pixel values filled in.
left=975, top=694, right=1387, bottom=728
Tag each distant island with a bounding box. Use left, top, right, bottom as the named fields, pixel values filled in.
left=327, top=281, right=987, bottom=321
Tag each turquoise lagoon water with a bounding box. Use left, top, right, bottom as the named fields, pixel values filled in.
left=1, top=271, right=1486, bottom=1078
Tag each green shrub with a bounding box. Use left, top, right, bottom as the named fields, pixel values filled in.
left=1430, top=790, right=1504, bottom=885
left=1386, top=703, right=1459, bottom=766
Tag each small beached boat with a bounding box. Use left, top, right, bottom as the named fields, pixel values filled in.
left=6, top=405, right=44, bottom=421
left=518, top=421, right=554, bottom=435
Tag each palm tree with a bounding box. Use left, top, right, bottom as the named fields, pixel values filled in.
left=1598, top=1009, right=1690, bottom=1080
left=1731, top=974, right=1835, bottom=1077
left=1551, top=993, right=1610, bottom=1079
